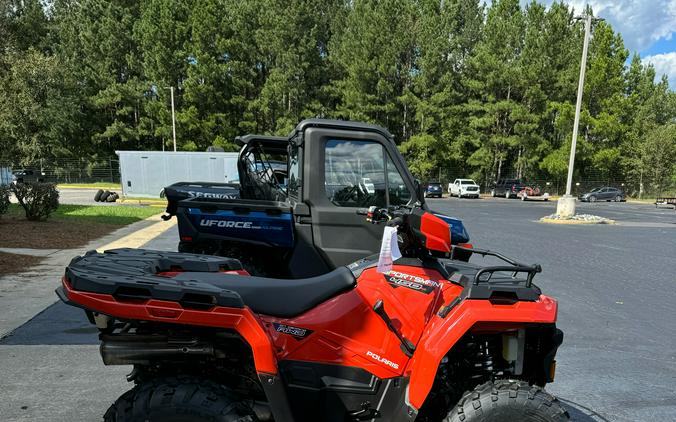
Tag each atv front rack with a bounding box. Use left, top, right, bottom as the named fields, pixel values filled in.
left=436, top=246, right=544, bottom=317
left=451, top=246, right=542, bottom=287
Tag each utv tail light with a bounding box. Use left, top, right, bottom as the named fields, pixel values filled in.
left=180, top=236, right=193, bottom=242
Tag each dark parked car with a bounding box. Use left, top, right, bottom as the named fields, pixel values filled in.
left=579, top=187, right=625, bottom=202
left=11, top=169, right=46, bottom=183
left=491, top=178, right=525, bottom=198
left=425, top=182, right=443, bottom=198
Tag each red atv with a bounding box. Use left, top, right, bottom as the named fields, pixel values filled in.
left=57, top=205, right=567, bottom=422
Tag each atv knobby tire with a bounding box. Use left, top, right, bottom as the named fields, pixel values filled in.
left=94, top=189, right=104, bottom=202
left=444, top=380, right=569, bottom=422
left=104, top=376, right=255, bottom=422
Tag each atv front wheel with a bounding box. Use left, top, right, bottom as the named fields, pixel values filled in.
left=444, top=380, right=569, bottom=422
left=104, top=376, right=256, bottom=422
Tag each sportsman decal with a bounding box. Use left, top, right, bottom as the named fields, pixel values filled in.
left=383, top=270, right=441, bottom=294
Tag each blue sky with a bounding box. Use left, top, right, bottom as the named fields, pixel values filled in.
left=488, top=1, right=676, bottom=86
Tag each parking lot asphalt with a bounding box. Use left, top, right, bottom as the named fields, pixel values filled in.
left=0, top=198, right=674, bottom=421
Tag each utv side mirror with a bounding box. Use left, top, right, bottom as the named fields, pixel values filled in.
left=415, top=179, right=425, bottom=201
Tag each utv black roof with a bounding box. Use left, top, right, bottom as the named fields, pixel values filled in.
left=235, top=119, right=395, bottom=149
left=289, top=118, right=395, bottom=143
left=234, top=135, right=286, bottom=147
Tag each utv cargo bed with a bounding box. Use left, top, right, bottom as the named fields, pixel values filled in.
left=163, top=182, right=241, bottom=216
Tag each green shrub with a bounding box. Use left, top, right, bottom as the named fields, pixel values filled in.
left=0, top=185, right=10, bottom=217
left=10, top=182, right=60, bottom=221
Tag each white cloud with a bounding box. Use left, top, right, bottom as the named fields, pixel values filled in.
left=644, top=52, right=676, bottom=86
left=561, top=0, right=676, bottom=52
left=484, top=1, right=676, bottom=53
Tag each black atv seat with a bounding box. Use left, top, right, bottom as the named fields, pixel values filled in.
left=171, top=267, right=356, bottom=318
left=64, top=248, right=356, bottom=319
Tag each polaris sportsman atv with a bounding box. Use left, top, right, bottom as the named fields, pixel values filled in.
left=57, top=204, right=567, bottom=422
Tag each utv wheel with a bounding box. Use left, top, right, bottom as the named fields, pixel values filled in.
left=178, top=241, right=196, bottom=254
left=444, top=380, right=569, bottom=422
left=104, top=376, right=255, bottom=422
left=94, top=189, right=104, bottom=202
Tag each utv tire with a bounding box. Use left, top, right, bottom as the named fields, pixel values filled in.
left=94, top=189, right=104, bottom=202
left=100, top=190, right=112, bottom=202
left=444, top=380, right=569, bottom=422
left=178, top=241, right=196, bottom=254
left=104, top=376, right=255, bottom=422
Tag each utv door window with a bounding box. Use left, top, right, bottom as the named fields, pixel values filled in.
left=324, top=140, right=410, bottom=207
left=385, top=154, right=411, bottom=206
left=325, top=140, right=386, bottom=207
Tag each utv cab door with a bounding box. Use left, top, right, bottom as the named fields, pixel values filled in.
left=301, top=123, right=416, bottom=267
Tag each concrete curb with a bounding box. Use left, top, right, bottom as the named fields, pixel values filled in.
left=539, top=218, right=616, bottom=225
left=97, top=216, right=176, bottom=251
left=57, top=185, right=120, bottom=190
left=118, top=198, right=167, bottom=207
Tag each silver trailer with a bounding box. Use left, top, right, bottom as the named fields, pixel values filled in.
left=116, top=151, right=239, bottom=198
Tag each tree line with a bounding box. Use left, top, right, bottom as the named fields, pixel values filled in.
left=1, top=0, right=675, bottom=194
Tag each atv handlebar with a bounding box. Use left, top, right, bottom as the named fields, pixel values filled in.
left=357, top=206, right=409, bottom=225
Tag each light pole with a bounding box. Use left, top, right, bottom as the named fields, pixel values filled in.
left=556, top=12, right=603, bottom=217
left=160, top=86, right=177, bottom=152
left=169, top=86, right=177, bottom=152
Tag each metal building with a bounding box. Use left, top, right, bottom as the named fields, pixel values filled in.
left=116, top=151, right=239, bottom=198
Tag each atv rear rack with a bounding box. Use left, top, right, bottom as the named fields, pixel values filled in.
left=451, top=246, right=542, bottom=287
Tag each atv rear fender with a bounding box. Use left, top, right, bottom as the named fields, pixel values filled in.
left=405, top=294, right=558, bottom=410
left=59, top=276, right=279, bottom=375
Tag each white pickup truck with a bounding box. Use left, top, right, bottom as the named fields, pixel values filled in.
left=448, top=178, right=481, bottom=198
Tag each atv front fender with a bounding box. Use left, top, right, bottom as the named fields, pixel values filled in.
left=405, top=294, right=558, bottom=410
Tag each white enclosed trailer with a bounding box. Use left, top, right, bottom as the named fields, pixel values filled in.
left=116, top=151, right=239, bottom=198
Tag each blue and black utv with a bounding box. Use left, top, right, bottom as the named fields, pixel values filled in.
left=163, top=119, right=471, bottom=277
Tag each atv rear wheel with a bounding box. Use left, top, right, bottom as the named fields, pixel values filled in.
left=104, top=376, right=255, bottom=422
left=444, top=380, right=569, bottom=422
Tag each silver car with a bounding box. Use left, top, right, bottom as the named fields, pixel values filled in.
left=579, top=187, right=625, bottom=202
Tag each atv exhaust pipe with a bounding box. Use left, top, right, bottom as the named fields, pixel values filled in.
left=101, top=336, right=214, bottom=365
